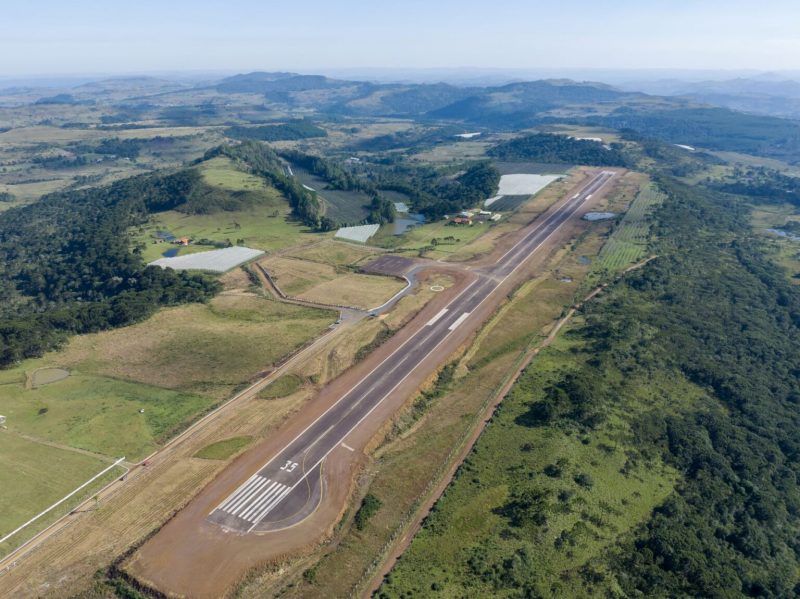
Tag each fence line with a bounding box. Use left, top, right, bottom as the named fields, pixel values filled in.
left=0, top=457, right=126, bottom=547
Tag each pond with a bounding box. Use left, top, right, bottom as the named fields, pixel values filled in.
left=583, top=212, right=617, bottom=221
left=162, top=248, right=180, bottom=258
left=767, top=228, right=800, bottom=241
left=393, top=214, right=426, bottom=235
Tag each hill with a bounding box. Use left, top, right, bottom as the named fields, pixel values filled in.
left=0, top=145, right=309, bottom=368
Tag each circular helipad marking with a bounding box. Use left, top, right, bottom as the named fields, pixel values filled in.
left=430, top=285, right=445, bottom=292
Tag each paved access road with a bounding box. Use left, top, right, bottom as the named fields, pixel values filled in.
left=208, top=170, right=615, bottom=533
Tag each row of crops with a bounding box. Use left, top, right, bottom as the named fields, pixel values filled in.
left=594, top=183, right=665, bottom=272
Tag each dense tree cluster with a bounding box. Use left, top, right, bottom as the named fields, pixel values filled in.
left=277, top=149, right=368, bottom=192
left=488, top=133, right=629, bottom=166
left=367, top=195, right=396, bottom=225
left=710, top=165, right=800, bottom=207
left=225, top=120, right=327, bottom=142
left=620, top=128, right=726, bottom=176
left=32, top=154, right=89, bottom=169
left=422, top=162, right=500, bottom=218
left=580, top=178, right=800, bottom=596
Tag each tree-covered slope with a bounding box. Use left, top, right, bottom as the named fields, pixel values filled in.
left=380, top=178, right=800, bottom=598
left=0, top=170, right=221, bottom=367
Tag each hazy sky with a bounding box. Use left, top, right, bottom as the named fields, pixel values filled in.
left=1, top=0, right=798, bottom=76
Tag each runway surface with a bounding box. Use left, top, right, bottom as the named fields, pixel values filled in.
left=208, top=170, right=615, bottom=533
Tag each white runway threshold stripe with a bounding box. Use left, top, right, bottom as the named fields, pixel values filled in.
left=426, top=308, right=449, bottom=326
left=448, top=311, right=471, bottom=331
left=216, top=476, right=291, bottom=524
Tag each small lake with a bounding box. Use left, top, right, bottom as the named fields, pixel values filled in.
left=162, top=248, right=180, bottom=258
left=767, top=228, right=800, bottom=241
left=155, top=230, right=176, bottom=242
left=583, top=212, right=617, bottom=221
left=393, top=214, right=426, bottom=235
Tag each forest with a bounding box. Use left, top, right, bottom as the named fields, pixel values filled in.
left=0, top=170, right=220, bottom=367
left=488, top=133, right=629, bottom=167
left=224, top=119, right=327, bottom=142
left=589, top=106, right=800, bottom=160
left=710, top=165, right=800, bottom=207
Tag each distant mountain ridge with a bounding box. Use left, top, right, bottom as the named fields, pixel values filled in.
left=619, top=77, right=800, bottom=119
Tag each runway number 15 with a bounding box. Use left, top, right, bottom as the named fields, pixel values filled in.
left=280, top=461, right=298, bottom=472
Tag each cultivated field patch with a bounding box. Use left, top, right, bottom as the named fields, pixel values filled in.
left=593, top=182, right=664, bottom=273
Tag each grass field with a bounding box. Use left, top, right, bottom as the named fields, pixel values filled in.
left=592, top=182, right=664, bottom=273
left=194, top=436, right=253, bottom=460
left=135, top=208, right=314, bottom=263
left=261, top=256, right=405, bottom=309
left=133, top=156, right=316, bottom=262
left=285, top=239, right=383, bottom=267
left=410, top=141, right=491, bottom=163
left=0, top=433, right=124, bottom=558
left=750, top=202, right=800, bottom=283
left=0, top=293, right=336, bottom=459
left=370, top=217, right=493, bottom=259
left=258, top=374, right=305, bottom=399
left=0, top=373, right=213, bottom=460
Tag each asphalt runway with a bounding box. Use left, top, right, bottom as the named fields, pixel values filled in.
left=208, top=170, right=615, bottom=534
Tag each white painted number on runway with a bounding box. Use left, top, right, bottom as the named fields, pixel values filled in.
left=280, top=460, right=299, bottom=472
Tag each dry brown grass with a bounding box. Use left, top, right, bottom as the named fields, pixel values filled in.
left=285, top=239, right=383, bottom=267
left=260, top=256, right=405, bottom=310
left=50, top=293, right=335, bottom=401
